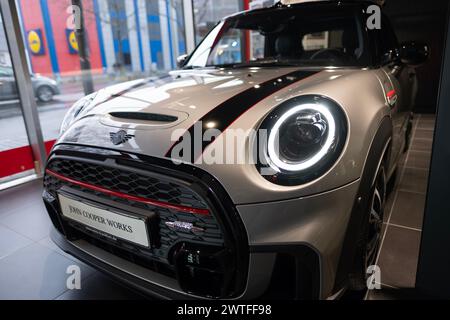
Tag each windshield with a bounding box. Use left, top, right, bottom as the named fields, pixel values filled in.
left=186, top=5, right=369, bottom=69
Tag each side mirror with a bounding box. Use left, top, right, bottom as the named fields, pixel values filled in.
left=176, top=54, right=189, bottom=69
left=400, top=42, right=429, bottom=66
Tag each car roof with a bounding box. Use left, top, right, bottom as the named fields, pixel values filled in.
left=278, top=0, right=379, bottom=5
left=223, top=0, right=379, bottom=20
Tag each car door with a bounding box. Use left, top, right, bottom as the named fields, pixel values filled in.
left=378, top=16, right=414, bottom=166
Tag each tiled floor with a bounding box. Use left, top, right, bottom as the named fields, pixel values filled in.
left=0, top=115, right=435, bottom=300
left=367, top=114, right=435, bottom=300
left=0, top=179, right=143, bottom=300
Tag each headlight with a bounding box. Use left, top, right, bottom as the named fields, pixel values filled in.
left=258, top=95, right=348, bottom=186
left=60, top=93, right=97, bottom=135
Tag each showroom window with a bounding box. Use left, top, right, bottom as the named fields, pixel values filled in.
left=192, top=0, right=244, bottom=44
left=0, top=13, right=35, bottom=185
left=0, top=0, right=193, bottom=187
left=108, top=0, right=132, bottom=69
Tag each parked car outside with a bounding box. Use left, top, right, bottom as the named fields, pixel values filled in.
left=0, top=65, right=60, bottom=103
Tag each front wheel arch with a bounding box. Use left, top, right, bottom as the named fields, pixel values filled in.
left=332, top=116, right=393, bottom=293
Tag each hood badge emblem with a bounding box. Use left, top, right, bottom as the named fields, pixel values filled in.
left=110, top=130, right=135, bottom=145
left=165, top=221, right=205, bottom=234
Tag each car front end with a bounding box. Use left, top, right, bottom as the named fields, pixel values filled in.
left=42, top=1, right=394, bottom=300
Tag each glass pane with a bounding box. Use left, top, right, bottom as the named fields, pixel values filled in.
left=193, top=0, right=242, bottom=44
left=187, top=6, right=369, bottom=68
left=16, top=0, right=187, bottom=155
left=209, top=28, right=244, bottom=65
left=0, top=12, right=34, bottom=184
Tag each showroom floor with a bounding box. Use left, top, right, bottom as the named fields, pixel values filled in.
left=367, top=114, right=434, bottom=300
left=0, top=115, right=435, bottom=300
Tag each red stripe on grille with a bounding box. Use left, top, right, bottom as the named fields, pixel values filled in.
left=45, top=169, right=210, bottom=216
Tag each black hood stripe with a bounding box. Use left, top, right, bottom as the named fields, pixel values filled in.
left=165, top=69, right=320, bottom=162
left=98, top=74, right=173, bottom=106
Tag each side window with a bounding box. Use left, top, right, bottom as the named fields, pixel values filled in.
left=301, top=21, right=362, bottom=61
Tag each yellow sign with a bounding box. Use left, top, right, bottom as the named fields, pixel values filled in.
left=28, top=30, right=44, bottom=55
left=68, top=30, right=79, bottom=52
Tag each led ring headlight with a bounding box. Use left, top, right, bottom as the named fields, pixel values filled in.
left=268, top=103, right=336, bottom=172
left=258, top=95, right=348, bottom=186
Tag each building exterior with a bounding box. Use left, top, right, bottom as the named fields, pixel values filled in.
left=17, top=0, right=187, bottom=77
left=16, top=0, right=274, bottom=78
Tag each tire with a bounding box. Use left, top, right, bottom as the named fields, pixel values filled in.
left=36, top=85, right=54, bottom=103
left=349, top=161, right=387, bottom=291
left=404, top=116, right=413, bottom=153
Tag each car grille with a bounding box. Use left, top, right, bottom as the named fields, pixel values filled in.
left=47, top=158, right=208, bottom=209
left=44, top=158, right=225, bottom=264
left=42, top=145, right=249, bottom=298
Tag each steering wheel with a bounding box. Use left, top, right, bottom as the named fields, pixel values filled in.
left=310, top=48, right=349, bottom=62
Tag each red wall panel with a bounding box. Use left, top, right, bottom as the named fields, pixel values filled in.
left=19, top=0, right=53, bottom=75
left=46, top=0, right=103, bottom=75
left=0, top=140, right=56, bottom=179
left=0, top=145, right=34, bottom=178
left=19, top=0, right=103, bottom=76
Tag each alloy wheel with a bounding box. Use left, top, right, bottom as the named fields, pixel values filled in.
left=365, top=167, right=386, bottom=270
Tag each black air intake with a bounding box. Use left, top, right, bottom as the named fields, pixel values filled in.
left=110, top=112, right=178, bottom=123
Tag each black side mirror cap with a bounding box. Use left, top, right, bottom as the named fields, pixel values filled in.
left=176, top=54, right=189, bottom=69
left=400, top=41, right=429, bottom=66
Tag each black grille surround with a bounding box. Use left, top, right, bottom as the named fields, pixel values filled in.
left=43, top=144, right=249, bottom=299
left=46, top=158, right=209, bottom=210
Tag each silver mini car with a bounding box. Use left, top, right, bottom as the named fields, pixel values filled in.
left=43, top=1, right=427, bottom=299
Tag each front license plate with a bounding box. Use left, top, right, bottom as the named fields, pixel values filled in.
left=58, top=194, right=150, bottom=247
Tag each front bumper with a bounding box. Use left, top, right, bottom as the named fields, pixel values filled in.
left=43, top=144, right=359, bottom=299
left=238, top=180, right=359, bottom=299
left=50, top=227, right=278, bottom=299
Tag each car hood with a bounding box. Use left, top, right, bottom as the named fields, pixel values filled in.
left=60, top=66, right=360, bottom=155
left=56, top=66, right=385, bottom=204
left=78, top=67, right=310, bottom=124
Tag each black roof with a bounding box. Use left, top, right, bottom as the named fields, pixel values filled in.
left=224, top=0, right=381, bottom=20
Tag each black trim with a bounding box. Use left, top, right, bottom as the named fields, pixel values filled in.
left=333, top=117, right=393, bottom=292
left=165, top=70, right=319, bottom=162
left=96, top=74, right=173, bottom=106
left=250, top=244, right=321, bottom=300
left=109, top=112, right=178, bottom=123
